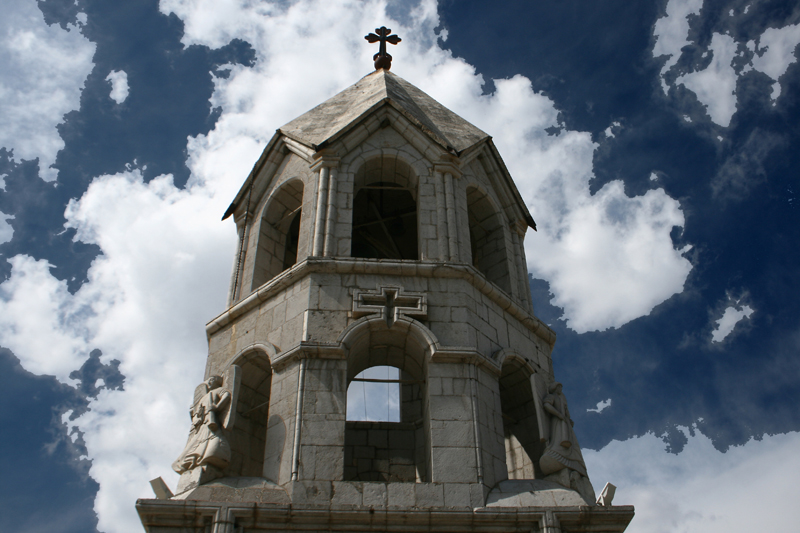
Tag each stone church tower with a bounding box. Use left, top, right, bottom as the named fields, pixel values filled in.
left=137, top=53, right=634, bottom=532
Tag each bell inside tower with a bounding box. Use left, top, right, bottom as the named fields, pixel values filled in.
left=351, top=155, right=418, bottom=260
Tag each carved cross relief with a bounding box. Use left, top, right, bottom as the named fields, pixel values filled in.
left=352, top=285, right=426, bottom=327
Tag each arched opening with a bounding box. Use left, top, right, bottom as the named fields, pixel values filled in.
left=252, top=179, right=304, bottom=290
left=351, top=156, right=418, bottom=260
left=467, top=187, right=511, bottom=294
left=226, top=354, right=273, bottom=478
left=499, top=358, right=543, bottom=480
left=343, top=321, right=429, bottom=482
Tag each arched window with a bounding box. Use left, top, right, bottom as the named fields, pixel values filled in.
left=499, top=358, right=543, bottom=480
left=467, top=187, right=511, bottom=294
left=351, top=156, right=418, bottom=260
left=226, top=354, right=273, bottom=478
left=251, top=179, right=304, bottom=290
left=343, top=323, right=429, bottom=482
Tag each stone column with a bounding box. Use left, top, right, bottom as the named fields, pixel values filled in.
left=313, top=166, right=329, bottom=257
left=443, top=171, right=459, bottom=262
left=469, top=363, right=484, bottom=485
left=290, top=358, right=307, bottom=481
left=433, top=169, right=450, bottom=260
left=323, top=167, right=338, bottom=257
left=510, top=221, right=530, bottom=309
left=227, top=221, right=245, bottom=306
left=542, top=510, right=562, bottom=533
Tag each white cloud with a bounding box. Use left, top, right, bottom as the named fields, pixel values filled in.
left=656, top=5, right=800, bottom=121
left=587, top=398, right=612, bottom=413
left=604, top=121, right=621, bottom=138
left=0, top=0, right=694, bottom=529
left=0, top=0, right=95, bottom=181
left=676, top=33, right=739, bottom=127
left=0, top=168, right=237, bottom=531
left=584, top=429, right=800, bottom=533
left=750, top=23, right=800, bottom=100
left=712, top=304, right=754, bottom=342
left=106, top=70, right=129, bottom=104
left=653, top=0, right=704, bottom=92
left=0, top=212, right=12, bottom=244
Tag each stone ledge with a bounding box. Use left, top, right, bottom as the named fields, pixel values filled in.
left=137, top=498, right=634, bottom=532
left=486, top=479, right=589, bottom=508
left=206, top=258, right=555, bottom=347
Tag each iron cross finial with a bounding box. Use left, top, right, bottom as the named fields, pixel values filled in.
left=365, top=27, right=401, bottom=70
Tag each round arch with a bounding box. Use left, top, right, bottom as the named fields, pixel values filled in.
left=251, top=178, right=305, bottom=290
left=498, top=353, right=544, bottom=480
left=349, top=154, right=420, bottom=260
left=466, top=185, right=512, bottom=294
left=339, top=315, right=435, bottom=482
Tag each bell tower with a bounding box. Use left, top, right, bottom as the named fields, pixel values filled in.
left=137, top=32, right=634, bottom=533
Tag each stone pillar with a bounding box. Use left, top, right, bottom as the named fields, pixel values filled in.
left=510, top=221, right=531, bottom=310
left=469, top=363, right=484, bottom=485
left=323, top=167, right=338, bottom=256
left=227, top=220, right=245, bottom=306
left=313, top=166, right=329, bottom=257
left=443, top=171, right=459, bottom=261
left=290, top=358, right=307, bottom=481
left=433, top=169, right=450, bottom=260
left=542, top=511, right=562, bottom=533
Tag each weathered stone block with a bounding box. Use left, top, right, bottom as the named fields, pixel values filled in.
left=362, top=483, right=387, bottom=508
left=331, top=481, right=362, bottom=506
left=387, top=482, right=415, bottom=508
left=415, top=483, right=444, bottom=507
left=431, top=447, right=477, bottom=483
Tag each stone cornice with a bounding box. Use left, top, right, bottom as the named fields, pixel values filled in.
left=205, top=258, right=556, bottom=348
left=136, top=498, right=635, bottom=532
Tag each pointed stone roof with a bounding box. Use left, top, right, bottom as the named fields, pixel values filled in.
left=279, top=69, right=489, bottom=155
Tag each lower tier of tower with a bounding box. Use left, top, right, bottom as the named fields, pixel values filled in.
left=137, top=479, right=633, bottom=533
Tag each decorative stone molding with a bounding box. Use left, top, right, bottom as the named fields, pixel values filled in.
left=205, top=257, right=556, bottom=347
left=352, top=284, right=427, bottom=327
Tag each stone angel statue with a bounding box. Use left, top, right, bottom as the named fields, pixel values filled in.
left=532, top=375, right=595, bottom=503
left=172, top=367, right=240, bottom=478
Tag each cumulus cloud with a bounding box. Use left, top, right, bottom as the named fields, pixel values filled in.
left=0, top=0, right=94, bottom=181
left=106, top=70, right=129, bottom=104
left=655, top=3, right=800, bottom=123
left=712, top=304, right=754, bottom=343
left=653, top=0, right=703, bottom=92
left=0, top=0, right=693, bottom=529
left=749, top=23, right=800, bottom=100
left=676, top=33, right=739, bottom=127
left=0, top=168, right=237, bottom=531
left=585, top=429, right=800, bottom=532
left=0, top=213, right=12, bottom=244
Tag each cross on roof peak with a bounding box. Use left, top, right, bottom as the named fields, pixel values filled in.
left=365, top=26, right=401, bottom=71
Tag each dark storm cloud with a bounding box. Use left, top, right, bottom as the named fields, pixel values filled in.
left=0, top=0, right=255, bottom=292
left=442, top=0, right=800, bottom=453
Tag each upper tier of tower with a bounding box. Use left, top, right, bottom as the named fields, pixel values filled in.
left=222, top=68, right=538, bottom=315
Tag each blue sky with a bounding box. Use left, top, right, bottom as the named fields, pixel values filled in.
left=1, top=1, right=799, bottom=531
